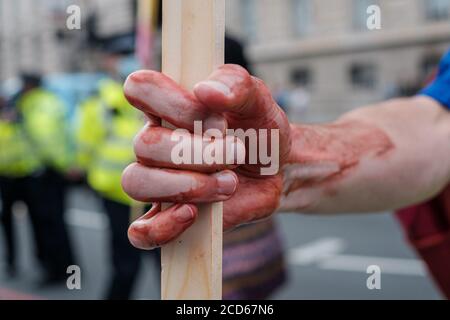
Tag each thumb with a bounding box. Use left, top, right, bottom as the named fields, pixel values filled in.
left=193, top=64, right=254, bottom=116
left=194, top=64, right=291, bottom=161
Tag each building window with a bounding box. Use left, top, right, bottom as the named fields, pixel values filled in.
left=353, top=0, right=378, bottom=30
left=240, top=0, right=258, bottom=42
left=291, top=0, right=312, bottom=36
left=290, top=67, right=312, bottom=87
left=349, top=63, right=377, bottom=89
left=425, top=0, right=450, bottom=21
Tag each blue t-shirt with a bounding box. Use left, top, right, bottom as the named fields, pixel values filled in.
left=421, top=50, right=450, bottom=110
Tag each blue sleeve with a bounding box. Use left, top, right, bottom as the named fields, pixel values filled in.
left=420, top=50, right=450, bottom=110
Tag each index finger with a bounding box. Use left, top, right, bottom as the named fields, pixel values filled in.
left=124, top=70, right=227, bottom=132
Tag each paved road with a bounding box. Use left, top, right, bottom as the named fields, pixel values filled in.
left=0, top=187, right=442, bottom=300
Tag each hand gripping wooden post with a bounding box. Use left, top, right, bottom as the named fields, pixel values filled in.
left=161, top=0, right=225, bottom=300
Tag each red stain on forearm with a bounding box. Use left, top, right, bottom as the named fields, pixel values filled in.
left=283, top=121, right=395, bottom=196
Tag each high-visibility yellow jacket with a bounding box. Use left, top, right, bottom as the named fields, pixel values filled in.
left=75, top=80, right=142, bottom=205
left=0, top=119, right=42, bottom=178
left=75, top=96, right=108, bottom=171
left=18, top=88, right=74, bottom=173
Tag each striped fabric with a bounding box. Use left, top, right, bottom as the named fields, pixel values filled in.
left=223, top=219, right=287, bottom=300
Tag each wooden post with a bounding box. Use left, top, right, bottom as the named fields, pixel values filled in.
left=160, top=0, right=225, bottom=300
left=130, top=0, right=159, bottom=224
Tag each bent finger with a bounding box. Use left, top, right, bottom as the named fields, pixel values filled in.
left=124, top=70, right=226, bottom=132
left=134, top=125, right=246, bottom=173
left=128, top=203, right=198, bottom=250
left=122, top=163, right=238, bottom=203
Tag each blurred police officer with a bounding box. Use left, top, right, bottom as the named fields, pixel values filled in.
left=0, top=94, right=40, bottom=277
left=76, top=76, right=144, bottom=299
left=0, top=74, right=75, bottom=284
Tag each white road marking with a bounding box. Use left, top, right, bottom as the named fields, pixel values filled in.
left=288, top=238, right=426, bottom=277
left=288, top=237, right=346, bottom=265
left=319, top=254, right=426, bottom=276
left=9, top=208, right=429, bottom=278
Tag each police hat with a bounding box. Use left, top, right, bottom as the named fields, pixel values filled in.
left=20, top=73, right=42, bottom=88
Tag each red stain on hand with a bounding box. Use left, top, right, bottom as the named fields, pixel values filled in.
left=123, top=65, right=397, bottom=246
left=128, top=203, right=198, bottom=250
left=284, top=120, right=395, bottom=195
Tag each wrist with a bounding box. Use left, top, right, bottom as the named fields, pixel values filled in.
left=278, top=120, right=394, bottom=213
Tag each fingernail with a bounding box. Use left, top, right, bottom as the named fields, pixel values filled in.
left=199, top=80, right=231, bottom=96
left=216, top=172, right=237, bottom=196
left=174, top=205, right=195, bottom=223
left=128, top=226, right=151, bottom=250
left=130, top=219, right=148, bottom=231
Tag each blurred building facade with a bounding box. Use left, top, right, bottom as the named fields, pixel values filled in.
left=2, top=0, right=450, bottom=120
left=226, top=0, right=450, bottom=120
left=0, top=0, right=134, bottom=82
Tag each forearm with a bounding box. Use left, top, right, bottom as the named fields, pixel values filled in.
left=280, top=96, right=450, bottom=214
